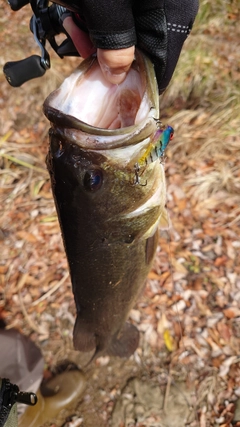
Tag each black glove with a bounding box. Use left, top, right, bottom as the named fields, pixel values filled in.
left=53, top=0, right=199, bottom=93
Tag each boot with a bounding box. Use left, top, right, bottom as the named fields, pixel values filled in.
left=18, top=370, right=86, bottom=427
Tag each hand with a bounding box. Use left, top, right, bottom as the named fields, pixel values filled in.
left=59, top=0, right=199, bottom=92
left=62, top=16, right=135, bottom=85
left=63, top=15, right=135, bottom=85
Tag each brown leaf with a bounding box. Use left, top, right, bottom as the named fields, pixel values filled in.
left=212, top=356, right=225, bottom=368
left=16, top=231, right=38, bottom=243
left=223, top=307, right=240, bottom=319
left=214, top=256, right=228, bottom=267
left=217, top=322, right=232, bottom=342
left=0, top=265, right=9, bottom=274
left=171, top=259, right=188, bottom=274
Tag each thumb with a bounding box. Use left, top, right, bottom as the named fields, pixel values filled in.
left=97, top=47, right=135, bottom=85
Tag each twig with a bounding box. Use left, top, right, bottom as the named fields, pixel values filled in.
left=16, top=273, right=29, bottom=291
left=18, top=291, right=43, bottom=334
left=32, top=271, right=69, bottom=306
left=163, top=372, right=172, bottom=412
left=0, top=131, right=13, bottom=146
left=0, top=151, right=48, bottom=174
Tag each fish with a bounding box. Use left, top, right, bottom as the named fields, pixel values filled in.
left=43, top=50, right=172, bottom=362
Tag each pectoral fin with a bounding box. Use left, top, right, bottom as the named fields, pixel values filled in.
left=108, top=322, right=139, bottom=358
left=145, top=228, right=159, bottom=265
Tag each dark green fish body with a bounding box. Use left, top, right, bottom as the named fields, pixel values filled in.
left=44, top=51, right=168, bottom=360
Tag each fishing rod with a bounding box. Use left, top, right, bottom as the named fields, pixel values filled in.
left=3, top=0, right=80, bottom=87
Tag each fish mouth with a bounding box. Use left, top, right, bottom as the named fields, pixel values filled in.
left=43, top=50, right=159, bottom=151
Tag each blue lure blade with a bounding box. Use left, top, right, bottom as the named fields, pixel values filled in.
left=158, top=125, right=174, bottom=156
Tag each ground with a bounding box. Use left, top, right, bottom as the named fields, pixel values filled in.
left=0, top=1, right=240, bottom=426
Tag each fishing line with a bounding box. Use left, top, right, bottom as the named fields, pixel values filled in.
left=165, top=205, right=184, bottom=346
left=162, top=204, right=195, bottom=417
left=164, top=172, right=197, bottom=422
left=159, top=154, right=184, bottom=350
left=160, top=148, right=185, bottom=354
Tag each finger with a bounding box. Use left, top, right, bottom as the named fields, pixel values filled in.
left=63, top=16, right=96, bottom=58
left=97, top=47, right=135, bottom=84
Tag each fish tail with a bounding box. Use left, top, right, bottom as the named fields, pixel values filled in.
left=73, top=314, right=108, bottom=366
left=73, top=314, right=97, bottom=353
left=108, top=322, right=140, bottom=358
left=83, top=343, right=104, bottom=367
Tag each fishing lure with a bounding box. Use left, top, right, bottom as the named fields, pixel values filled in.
left=134, top=125, right=174, bottom=184
left=138, top=125, right=174, bottom=167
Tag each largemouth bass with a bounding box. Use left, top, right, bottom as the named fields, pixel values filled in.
left=44, top=51, right=172, bottom=361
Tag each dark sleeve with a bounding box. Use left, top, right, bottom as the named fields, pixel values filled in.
left=77, top=0, right=199, bottom=92
left=55, top=0, right=198, bottom=92
left=75, top=0, right=137, bottom=48
left=158, top=0, right=199, bottom=92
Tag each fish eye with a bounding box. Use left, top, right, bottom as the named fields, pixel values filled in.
left=83, top=168, right=103, bottom=191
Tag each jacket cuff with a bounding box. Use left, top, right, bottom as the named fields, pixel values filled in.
left=89, top=28, right=137, bottom=49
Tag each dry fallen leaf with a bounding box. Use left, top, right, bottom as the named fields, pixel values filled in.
left=163, top=329, right=177, bottom=352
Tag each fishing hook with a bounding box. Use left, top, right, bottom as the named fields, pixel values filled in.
left=133, top=163, right=147, bottom=186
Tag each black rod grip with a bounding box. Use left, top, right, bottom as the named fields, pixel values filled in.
left=7, top=0, right=30, bottom=11
left=3, top=55, right=46, bottom=87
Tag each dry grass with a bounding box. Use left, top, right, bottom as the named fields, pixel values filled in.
left=160, top=0, right=240, bottom=212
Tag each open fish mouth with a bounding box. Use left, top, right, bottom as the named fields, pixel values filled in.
left=44, top=50, right=171, bottom=362
left=46, top=51, right=155, bottom=130
left=44, top=50, right=160, bottom=155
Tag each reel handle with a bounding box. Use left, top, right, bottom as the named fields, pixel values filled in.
left=7, top=0, right=30, bottom=11
left=3, top=55, right=48, bottom=87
